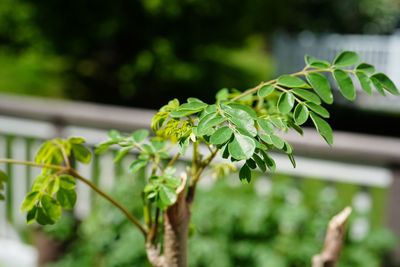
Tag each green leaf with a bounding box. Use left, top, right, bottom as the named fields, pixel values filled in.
left=305, top=102, right=330, bottom=118
left=108, top=130, right=122, bottom=140
left=370, top=76, right=386, bottom=95
left=283, top=142, right=293, bottom=154
left=187, top=97, right=204, bottom=103
left=310, top=113, right=333, bottom=145
left=210, top=127, right=233, bottom=145
left=257, top=119, right=274, bottom=134
left=277, top=75, right=310, bottom=88
left=246, top=158, right=257, bottom=169
left=291, top=88, right=321, bottom=104
left=170, top=109, right=200, bottom=118
left=21, top=191, right=41, bottom=212
left=293, top=103, right=309, bottom=125
left=260, top=150, right=276, bottom=171
left=26, top=206, right=37, bottom=224
left=288, top=153, right=296, bottom=168
left=159, top=185, right=177, bottom=207
left=129, top=159, right=147, bottom=174
left=370, top=73, right=399, bottom=95
left=41, top=194, right=62, bottom=223
left=114, top=147, right=131, bottom=163
left=95, top=140, right=117, bottom=154
left=258, top=84, right=275, bottom=97
left=253, top=154, right=266, bottom=172
left=32, top=175, right=51, bottom=191
left=227, top=103, right=257, bottom=119
left=259, top=134, right=273, bottom=145
left=271, top=134, right=285, bottom=149
left=170, top=101, right=208, bottom=117
left=239, top=164, right=251, bottom=183
left=36, top=207, right=54, bottom=225
left=333, top=69, right=356, bottom=100
left=179, top=101, right=208, bottom=110
left=305, top=55, right=330, bottom=68
left=47, top=178, right=60, bottom=196
left=222, top=105, right=257, bottom=136
left=216, top=88, right=229, bottom=101
left=333, top=51, right=359, bottom=67
left=270, top=118, right=286, bottom=130
left=355, top=71, right=373, bottom=95
left=132, top=129, right=149, bottom=143
left=356, top=63, right=375, bottom=74
left=228, top=133, right=256, bottom=160
left=164, top=175, right=181, bottom=188
left=0, top=170, right=7, bottom=182
left=306, top=73, right=333, bottom=104
left=68, top=137, right=85, bottom=144
left=57, top=188, right=77, bottom=209
left=197, top=113, right=226, bottom=136
left=277, top=92, right=295, bottom=114
left=71, top=144, right=92, bottom=164
left=222, top=145, right=229, bottom=159
left=59, top=175, right=76, bottom=190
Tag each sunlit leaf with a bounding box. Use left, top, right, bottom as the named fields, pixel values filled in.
left=306, top=73, right=333, bottom=104
left=310, top=112, right=333, bottom=145
left=333, top=51, right=359, bottom=67
left=333, top=69, right=356, bottom=100
left=228, top=133, right=256, bottom=160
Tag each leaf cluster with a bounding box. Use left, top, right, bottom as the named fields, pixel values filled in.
left=96, top=129, right=182, bottom=210
left=21, top=137, right=91, bottom=225
left=150, top=51, right=399, bottom=184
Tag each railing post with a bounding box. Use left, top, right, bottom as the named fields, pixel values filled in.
left=387, top=165, right=400, bottom=263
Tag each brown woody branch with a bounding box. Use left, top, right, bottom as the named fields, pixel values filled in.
left=312, top=207, right=352, bottom=267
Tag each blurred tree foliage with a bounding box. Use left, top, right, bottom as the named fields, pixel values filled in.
left=44, top=174, right=395, bottom=267
left=0, top=0, right=399, bottom=108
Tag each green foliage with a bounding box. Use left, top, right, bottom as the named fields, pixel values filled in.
left=45, top=177, right=396, bottom=267
left=0, top=170, right=7, bottom=201
left=149, top=51, right=398, bottom=183
left=144, top=168, right=182, bottom=209
left=20, top=137, right=89, bottom=225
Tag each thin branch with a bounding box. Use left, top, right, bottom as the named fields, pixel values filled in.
left=0, top=158, right=67, bottom=171
left=231, top=67, right=335, bottom=101
left=69, top=169, right=148, bottom=236
left=312, top=207, right=352, bottom=267
left=166, top=152, right=181, bottom=169
left=147, top=207, right=161, bottom=244
left=187, top=149, right=218, bottom=203
left=53, top=140, right=71, bottom=168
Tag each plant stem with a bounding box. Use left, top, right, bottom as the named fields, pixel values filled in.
left=232, top=67, right=340, bottom=101
left=166, top=152, right=181, bottom=169
left=0, top=159, right=67, bottom=171
left=69, top=169, right=148, bottom=236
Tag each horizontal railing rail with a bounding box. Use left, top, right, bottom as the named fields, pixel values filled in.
left=1, top=93, right=399, bottom=165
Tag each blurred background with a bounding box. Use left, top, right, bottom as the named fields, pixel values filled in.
left=0, top=0, right=400, bottom=266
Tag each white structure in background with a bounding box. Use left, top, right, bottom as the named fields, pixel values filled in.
left=273, top=30, right=400, bottom=112
left=0, top=223, right=37, bottom=267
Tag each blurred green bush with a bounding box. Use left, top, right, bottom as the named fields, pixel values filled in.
left=0, top=0, right=399, bottom=108
left=44, top=173, right=395, bottom=267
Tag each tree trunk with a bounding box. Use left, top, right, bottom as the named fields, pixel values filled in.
left=146, top=177, right=191, bottom=267
left=163, top=191, right=190, bottom=267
